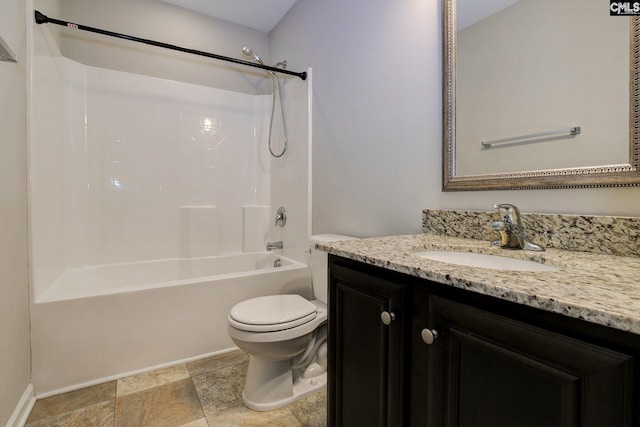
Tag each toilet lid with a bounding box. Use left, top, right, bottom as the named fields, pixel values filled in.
left=229, top=294, right=317, bottom=332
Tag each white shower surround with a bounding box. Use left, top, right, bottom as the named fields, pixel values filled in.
left=30, top=54, right=279, bottom=298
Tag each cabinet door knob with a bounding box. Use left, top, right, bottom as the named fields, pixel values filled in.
left=381, top=311, right=396, bottom=325
left=421, top=328, right=439, bottom=345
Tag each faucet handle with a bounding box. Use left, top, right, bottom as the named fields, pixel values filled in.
left=493, top=203, right=522, bottom=226
left=493, top=203, right=522, bottom=211
left=275, top=206, right=287, bottom=227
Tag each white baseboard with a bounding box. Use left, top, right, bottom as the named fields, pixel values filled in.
left=36, top=346, right=239, bottom=399
left=5, top=384, right=36, bottom=427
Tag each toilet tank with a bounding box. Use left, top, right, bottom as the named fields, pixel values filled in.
left=309, top=234, right=356, bottom=304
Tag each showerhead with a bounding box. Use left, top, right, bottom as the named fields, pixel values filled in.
left=241, top=46, right=264, bottom=65
left=242, top=46, right=276, bottom=77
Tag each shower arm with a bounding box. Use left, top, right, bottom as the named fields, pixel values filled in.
left=33, top=10, right=307, bottom=81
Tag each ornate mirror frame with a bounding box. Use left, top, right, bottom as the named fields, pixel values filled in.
left=442, top=0, right=640, bottom=191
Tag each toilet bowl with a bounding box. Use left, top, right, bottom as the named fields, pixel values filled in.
left=227, top=234, right=355, bottom=411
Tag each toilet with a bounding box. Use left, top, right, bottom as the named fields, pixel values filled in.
left=227, top=234, right=355, bottom=411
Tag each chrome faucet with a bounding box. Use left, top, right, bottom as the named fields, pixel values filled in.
left=266, top=241, right=283, bottom=251
left=491, top=204, right=544, bottom=251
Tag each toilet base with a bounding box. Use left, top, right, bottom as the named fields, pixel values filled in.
left=241, top=353, right=326, bottom=411
left=242, top=370, right=327, bottom=412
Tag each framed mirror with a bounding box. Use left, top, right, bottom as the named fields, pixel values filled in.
left=443, top=0, right=640, bottom=191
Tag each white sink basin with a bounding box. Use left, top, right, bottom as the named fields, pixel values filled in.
left=413, top=251, right=558, bottom=272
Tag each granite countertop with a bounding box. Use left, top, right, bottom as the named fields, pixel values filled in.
left=317, top=233, right=640, bottom=335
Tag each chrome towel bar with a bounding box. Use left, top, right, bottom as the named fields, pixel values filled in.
left=481, top=126, right=581, bottom=148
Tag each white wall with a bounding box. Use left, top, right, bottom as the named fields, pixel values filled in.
left=0, top=0, right=32, bottom=424
left=271, top=0, right=640, bottom=239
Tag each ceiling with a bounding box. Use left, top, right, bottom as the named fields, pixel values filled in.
left=159, top=0, right=299, bottom=33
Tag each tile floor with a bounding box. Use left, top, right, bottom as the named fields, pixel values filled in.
left=25, top=350, right=327, bottom=427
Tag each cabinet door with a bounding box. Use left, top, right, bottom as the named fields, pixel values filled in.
left=328, top=261, right=407, bottom=427
left=416, top=294, right=633, bottom=427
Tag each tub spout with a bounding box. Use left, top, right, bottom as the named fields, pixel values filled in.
left=266, top=241, right=283, bottom=251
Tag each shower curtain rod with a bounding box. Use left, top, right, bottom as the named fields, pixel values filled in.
left=34, top=10, right=307, bottom=80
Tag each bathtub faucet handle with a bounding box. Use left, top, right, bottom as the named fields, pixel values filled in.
left=275, top=207, right=287, bottom=227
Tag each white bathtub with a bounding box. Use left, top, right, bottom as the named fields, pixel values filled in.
left=30, top=253, right=311, bottom=396
left=37, top=252, right=303, bottom=302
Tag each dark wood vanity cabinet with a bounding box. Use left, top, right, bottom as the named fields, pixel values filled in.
left=327, top=260, right=410, bottom=427
left=328, top=255, right=640, bottom=427
left=412, top=285, right=635, bottom=427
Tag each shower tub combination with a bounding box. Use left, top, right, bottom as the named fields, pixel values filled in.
left=29, top=10, right=312, bottom=397
left=31, top=252, right=311, bottom=396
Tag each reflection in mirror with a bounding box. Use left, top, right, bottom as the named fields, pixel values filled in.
left=443, top=0, right=640, bottom=190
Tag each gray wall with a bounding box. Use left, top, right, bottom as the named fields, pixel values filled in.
left=271, top=0, right=640, bottom=238
left=270, top=0, right=439, bottom=236
left=0, top=0, right=31, bottom=424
